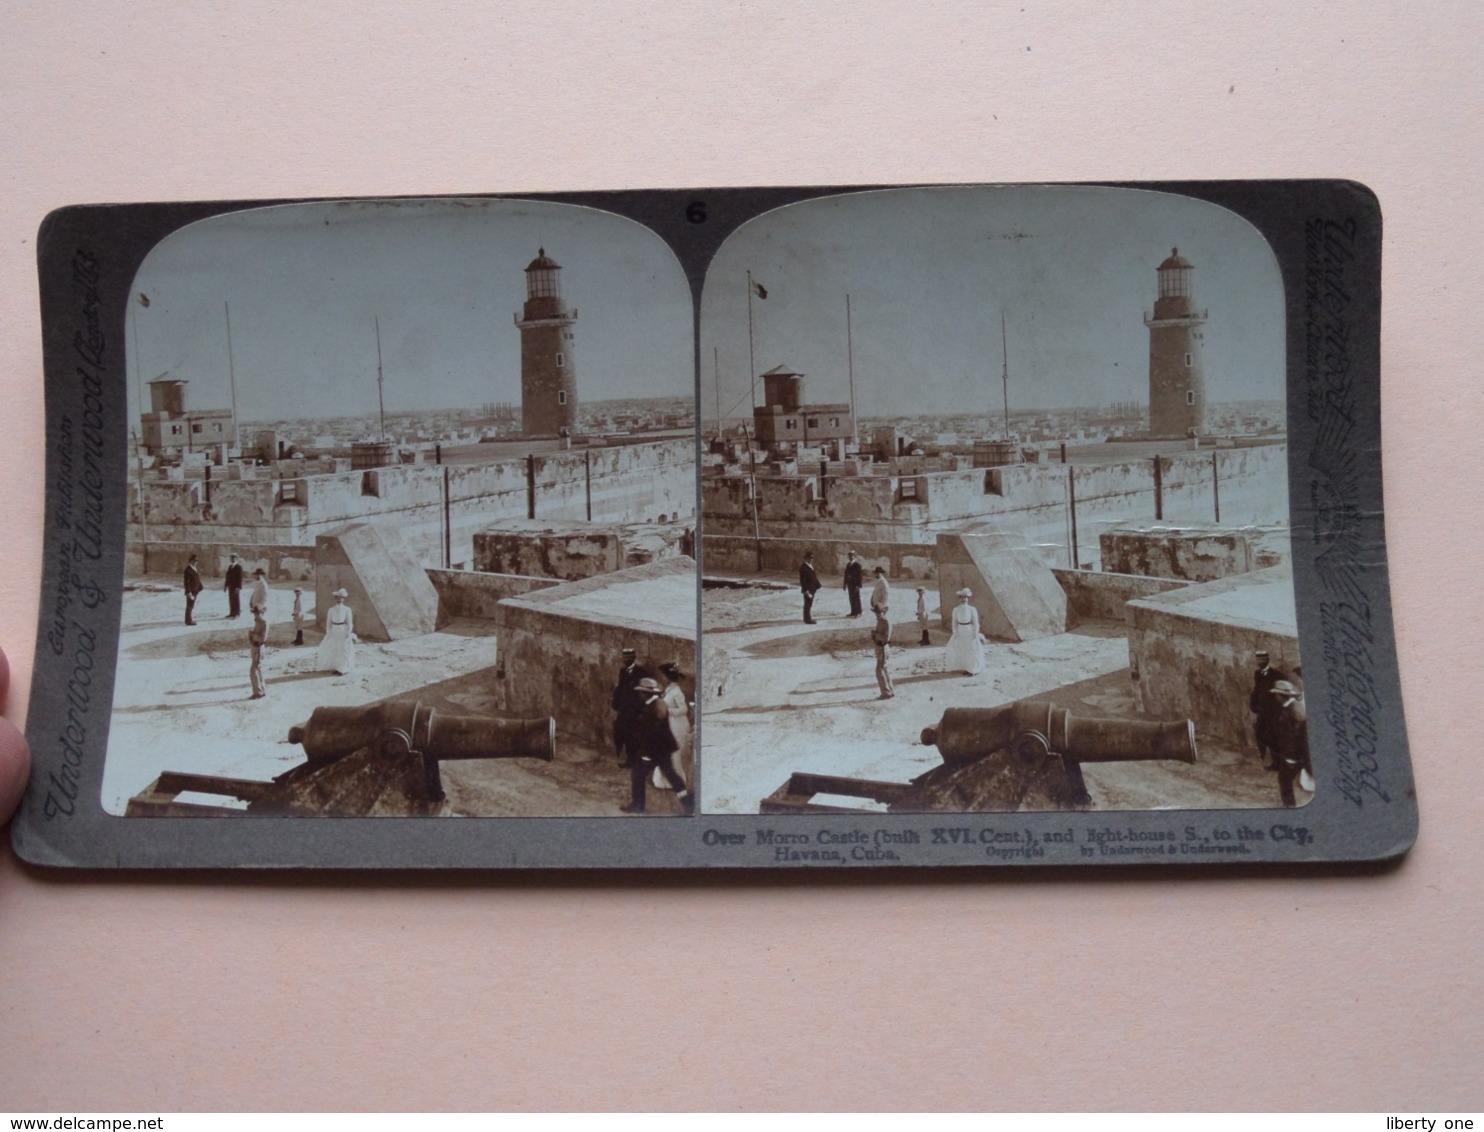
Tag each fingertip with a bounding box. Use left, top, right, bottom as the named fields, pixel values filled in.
left=0, top=715, right=30, bottom=827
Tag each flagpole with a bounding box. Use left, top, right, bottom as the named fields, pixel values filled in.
left=846, top=293, right=856, bottom=449
left=375, top=315, right=386, bottom=441
left=1000, top=307, right=1010, bottom=440
left=746, top=270, right=758, bottom=416
left=224, top=301, right=239, bottom=453
left=713, top=346, right=722, bottom=431
left=131, top=298, right=143, bottom=441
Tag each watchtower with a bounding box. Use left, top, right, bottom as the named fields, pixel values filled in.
left=1144, top=247, right=1208, bottom=438
left=515, top=248, right=578, bottom=437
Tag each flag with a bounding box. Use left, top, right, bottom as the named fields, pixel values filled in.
left=752, top=280, right=768, bottom=300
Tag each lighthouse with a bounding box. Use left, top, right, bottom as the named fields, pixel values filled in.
left=1144, top=247, right=1207, bottom=439
left=515, top=248, right=578, bottom=437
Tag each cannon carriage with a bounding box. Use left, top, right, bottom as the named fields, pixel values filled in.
left=125, top=698, right=555, bottom=818
left=760, top=699, right=1198, bottom=814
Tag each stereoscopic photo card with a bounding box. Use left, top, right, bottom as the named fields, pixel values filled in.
left=14, top=182, right=1413, bottom=868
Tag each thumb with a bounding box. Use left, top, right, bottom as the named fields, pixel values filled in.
left=0, top=649, right=32, bottom=826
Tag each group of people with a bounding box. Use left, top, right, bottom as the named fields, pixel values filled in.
left=182, top=555, right=356, bottom=698
left=183, top=552, right=268, bottom=626
left=800, top=552, right=992, bottom=698
left=611, top=647, right=693, bottom=815
left=184, top=553, right=277, bottom=628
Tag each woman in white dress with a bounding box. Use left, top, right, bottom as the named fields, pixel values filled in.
left=317, top=588, right=356, bottom=675
left=943, top=587, right=986, bottom=675
left=654, top=660, right=692, bottom=791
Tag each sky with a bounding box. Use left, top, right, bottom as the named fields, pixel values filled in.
left=125, top=198, right=694, bottom=425
left=698, top=185, right=1286, bottom=423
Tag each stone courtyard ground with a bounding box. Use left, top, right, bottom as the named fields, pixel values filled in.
left=104, top=572, right=1297, bottom=820
left=103, top=579, right=685, bottom=818
left=700, top=574, right=1292, bottom=815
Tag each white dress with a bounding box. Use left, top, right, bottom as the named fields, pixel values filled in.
left=318, top=602, right=356, bottom=674
left=943, top=601, right=985, bottom=675
left=653, top=682, right=692, bottom=789
left=663, top=683, right=691, bottom=759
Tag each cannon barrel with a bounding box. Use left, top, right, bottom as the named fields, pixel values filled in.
left=920, top=702, right=1196, bottom=766
left=287, top=699, right=556, bottom=764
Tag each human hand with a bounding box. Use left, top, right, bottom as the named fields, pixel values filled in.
left=0, top=646, right=32, bottom=825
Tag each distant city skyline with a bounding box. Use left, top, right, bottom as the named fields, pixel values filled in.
left=125, top=198, right=694, bottom=427
left=239, top=393, right=693, bottom=429
left=699, top=185, right=1285, bottom=423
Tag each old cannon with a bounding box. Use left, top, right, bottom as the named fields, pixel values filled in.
left=126, top=699, right=555, bottom=818
left=760, top=700, right=1197, bottom=815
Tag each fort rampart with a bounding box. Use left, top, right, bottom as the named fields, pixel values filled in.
left=127, top=439, right=695, bottom=574
left=703, top=444, right=1288, bottom=570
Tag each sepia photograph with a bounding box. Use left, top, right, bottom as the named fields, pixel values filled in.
left=18, top=181, right=1403, bottom=869
left=698, top=185, right=1308, bottom=818
left=103, top=197, right=698, bottom=819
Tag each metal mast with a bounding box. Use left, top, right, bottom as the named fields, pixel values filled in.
left=375, top=315, right=386, bottom=440
left=224, top=301, right=240, bottom=450
left=846, top=294, right=857, bottom=445
left=746, top=270, right=758, bottom=415
left=1000, top=308, right=1010, bottom=439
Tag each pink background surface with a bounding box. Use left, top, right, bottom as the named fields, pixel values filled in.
left=1, top=3, right=1479, bottom=1111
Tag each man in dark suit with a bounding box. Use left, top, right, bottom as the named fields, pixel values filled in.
left=183, top=554, right=204, bottom=625
left=1248, top=649, right=1288, bottom=768
left=1268, top=679, right=1311, bottom=808
left=223, top=553, right=244, bottom=619
left=619, top=676, right=691, bottom=815
left=799, top=552, right=822, bottom=624
left=610, top=646, right=649, bottom=769
left=843, top=551, right=864, bottom=618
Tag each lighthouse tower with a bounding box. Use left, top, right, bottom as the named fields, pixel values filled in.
left=1144, top=247, right=1208, bottom=439
left=515, top=248, right=578, bottom=437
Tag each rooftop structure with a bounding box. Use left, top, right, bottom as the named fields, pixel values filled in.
left=752, top=365, right=853, bottom=448
left=139, top=377, right=237, bottom=457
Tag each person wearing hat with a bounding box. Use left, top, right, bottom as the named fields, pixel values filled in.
left=248, top=567, right=269, bottom=618
left=943, top=587, right=985, bottom=675
left=657, top=660, right=693, bottom=789
left=915, top=585, right=931, bottom=646
left=1268, top=679, right=1311, bottom=807
left=1248, top=649, right=1290, bottom=770
left=869, top=565, right=890, bottom=615
left=621, top=676, right=691, bottom=815
left=291, top=586, right=306, bottom=646
left=610, top=646, right=650, bottom=769
left=799, top=552, right=822, bottom=624
left=247, top=607, right=269, bottom=700
left=182, top=553, right=204, bottom=625
left=870, top=608, right=895, bottom=700
left=223, top=553, right=244, bottom=619
left=843, top=551, right=864, bottom=618
left=316, top=587, right=356, bottom=675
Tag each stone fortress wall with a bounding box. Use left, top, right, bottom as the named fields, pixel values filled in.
left=704, top=444, right=1288, bottom=573
left=127, top=438, right=695, bottom=577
